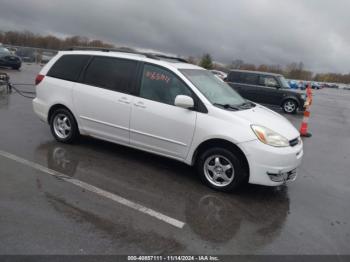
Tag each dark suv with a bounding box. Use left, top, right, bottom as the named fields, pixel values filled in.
left=0, top=47, right=22, bottom=70
left=225, top=70, right=306, bottom=113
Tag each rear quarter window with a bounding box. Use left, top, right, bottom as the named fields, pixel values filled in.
left=47, top=55, right=91, bottom=82
left=228, top=72, right=241, bottom=82
left=82, top=56, right=138, bottom=94
left=242, top=73, right=258, bottom=85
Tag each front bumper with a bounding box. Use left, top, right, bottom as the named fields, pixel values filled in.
left=239, top=139, right=303, bottom=186
left=0, top=60, right=21, bottom=67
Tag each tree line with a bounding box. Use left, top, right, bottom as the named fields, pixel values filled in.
left=0, top=30, right=114, bottom=50
left=199, top=54, right=350, bottom=84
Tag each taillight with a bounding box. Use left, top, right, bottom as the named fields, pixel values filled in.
left=35, top=74, right=45, bottom=85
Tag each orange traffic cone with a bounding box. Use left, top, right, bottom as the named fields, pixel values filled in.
left=300, top=83, right=312, bottom=137
left=306, top=82, right=313, bottom=105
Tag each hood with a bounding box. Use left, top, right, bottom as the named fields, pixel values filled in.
left=234, top=104, right=300, bottom=140
left=287, top=88, right=305, bottom=95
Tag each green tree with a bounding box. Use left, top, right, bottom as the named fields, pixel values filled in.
left=199, top=53, right=213, bottom=69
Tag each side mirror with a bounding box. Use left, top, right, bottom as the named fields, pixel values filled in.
left=174, top=95, right=194, bottom=109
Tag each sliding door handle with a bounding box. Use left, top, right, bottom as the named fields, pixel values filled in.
left=134, top=101, right=146, bottom=109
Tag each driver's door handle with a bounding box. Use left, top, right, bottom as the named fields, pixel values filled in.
left=118, top=97, right=131, bottom=104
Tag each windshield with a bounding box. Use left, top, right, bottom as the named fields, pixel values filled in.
left=181, top=69, right=246, bottom=106
left=0, top=47, right=10, bottom=54
left=278, top=76, right=290, bottom=89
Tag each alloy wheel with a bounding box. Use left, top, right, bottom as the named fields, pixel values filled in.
left=204, top=155, right=234, bottom=187
left=284, top=101, right=296, bottom=113
left=53, top=113, right=72, bottom=139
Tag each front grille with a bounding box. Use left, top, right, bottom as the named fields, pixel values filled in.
left=289, top=137, right=300, bottom=147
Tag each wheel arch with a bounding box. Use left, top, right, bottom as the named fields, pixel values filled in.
left=191, top=138, right=250, bottom=176
left=281, top=97, right=300, bottom=108
left=48, top=104, right=76, bottom=123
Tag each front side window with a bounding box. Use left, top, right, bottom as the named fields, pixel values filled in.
left=259, top=75, right=279, bottom=88
left=139, top=64, right=192, bottom=105
left=181, top=69, right=245, bottom=106
left=83, top=56, right=137, bottom=93
left=277, top=76, right=291, bottom=89
left=48, top=55, right=91, bottom=82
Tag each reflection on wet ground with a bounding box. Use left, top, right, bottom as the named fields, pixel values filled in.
left=44, top=192, right=184, bottom=253
left=0, top=92, right=9, bottom=109
left=34, top=139, right=289, bottom=248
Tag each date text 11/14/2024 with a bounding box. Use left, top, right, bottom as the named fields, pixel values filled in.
left=127, top=255, right=220, bottom=261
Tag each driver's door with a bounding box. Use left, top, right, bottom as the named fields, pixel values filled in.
left=130, top=64, right=197, bottom=160
left=257, top=75, right=283, bottom=105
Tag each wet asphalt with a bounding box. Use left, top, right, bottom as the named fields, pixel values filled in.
left=0, top=64, right=349, bottom=255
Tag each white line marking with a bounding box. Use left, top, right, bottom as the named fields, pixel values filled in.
left=0, top=149, right=185, bottom=229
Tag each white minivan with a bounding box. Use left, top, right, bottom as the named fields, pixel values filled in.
left=33, top=49, right=303, bottom=191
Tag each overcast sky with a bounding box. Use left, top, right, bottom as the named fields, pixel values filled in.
left=0, top=0, right=349, bottom=73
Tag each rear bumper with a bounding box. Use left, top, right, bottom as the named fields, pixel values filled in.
left=33, top=98, right=49, bottom=123
left=240, top=139, right=303, bottom=186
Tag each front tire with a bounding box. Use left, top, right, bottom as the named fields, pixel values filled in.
left=49, top=108, right=79, bottom=144
left=196, top=148, right=247, bottom=192
left=282, top=99, right=298, bottom=114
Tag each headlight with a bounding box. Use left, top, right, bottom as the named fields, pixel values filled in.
left=251, top=125, right=289, bottom=147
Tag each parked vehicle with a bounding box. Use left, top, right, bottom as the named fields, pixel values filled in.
left=311, top=82, right=321, bottom=90
left=225, top=70, right=307, bottom=114
left=33, top=49, right=303, bottom=191
left=288, top=80, right=298, bottom=89
left=0, top=47, right=22, bottom=70
left=41, top=51, right=56, bottom=63
left=324, top=83, right=339, bottom=89
left=15, top=47, right=36, bottom=63
left=299, top=81, right=307, bottom=90
left=210, top=70, right=227, bottom=80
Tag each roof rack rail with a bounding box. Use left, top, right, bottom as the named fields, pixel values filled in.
left=65, top=46, right=160, bottom=60
left=64, top=46, right=188, bottom=63
left=150, top=54, right=188, bottom=63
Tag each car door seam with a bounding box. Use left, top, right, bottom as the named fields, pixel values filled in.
left=80, top=116, right=129, bottom=131
left=129, top=128, right=187, bottom=147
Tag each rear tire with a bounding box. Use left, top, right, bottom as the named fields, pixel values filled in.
left=49, top=108, right=79, bottom=144
left=282, top=99, right=298, bottom=114
left=196, top=147, right=247, bottom=192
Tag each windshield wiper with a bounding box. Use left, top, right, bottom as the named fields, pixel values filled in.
left=238, top=101, right=256, bottom=108
left=213, top=103, right=240, bottom=111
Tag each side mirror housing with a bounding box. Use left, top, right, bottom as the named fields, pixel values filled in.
left=174, top=95, right=194, bottom=109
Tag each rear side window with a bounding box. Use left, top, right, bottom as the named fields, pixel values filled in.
left=47, top=55, right=90, bottom=82
left=82, top=56, right=137, bottom=94
left=228, top=71, right=241, bottom=82
left=228, top=72, right=258, bottom=85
